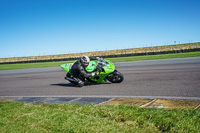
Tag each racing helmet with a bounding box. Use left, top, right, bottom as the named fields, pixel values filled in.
left=80, top=56, right=90, bottom=67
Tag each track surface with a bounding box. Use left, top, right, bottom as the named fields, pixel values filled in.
left=0, top=57, right=200, bottom=99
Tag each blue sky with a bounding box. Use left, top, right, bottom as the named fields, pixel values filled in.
left=0, top=0, right=200, bottom=58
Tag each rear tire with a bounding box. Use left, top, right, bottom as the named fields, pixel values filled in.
left=108, top=71, right=124, bottom=83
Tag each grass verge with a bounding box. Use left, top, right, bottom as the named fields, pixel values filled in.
left=0, top=102, right=199, bottom=133
left=106, top=51, right=200, bottom=62
left=0, top=51, right=200, bottom=70
left=0, top=60, right=76, bottom=70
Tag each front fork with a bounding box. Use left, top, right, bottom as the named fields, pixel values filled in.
left=106, top=70, right=118, bottom=81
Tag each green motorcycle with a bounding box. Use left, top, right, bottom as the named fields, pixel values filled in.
left=60, top=58, right=124, bottom=86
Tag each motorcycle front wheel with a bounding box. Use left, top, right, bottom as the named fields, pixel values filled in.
left=108, top=71, right=124, bottom=83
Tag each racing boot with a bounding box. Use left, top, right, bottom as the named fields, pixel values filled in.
left=77, top=79, right=84, bottom=87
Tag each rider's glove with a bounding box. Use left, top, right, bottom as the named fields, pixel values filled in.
left=95, top=71, right=99, bottom=75
left=91, top=71, right=99, bottom=76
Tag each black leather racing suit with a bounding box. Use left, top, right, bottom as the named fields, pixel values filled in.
left=69, top=57, right=98, bottom=86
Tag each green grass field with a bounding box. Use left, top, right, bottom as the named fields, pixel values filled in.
left=0, top=51, right=200, bottom=70
left=0, top=102, right=199, bottom=133
left=106, top=51, right=200, bottom=62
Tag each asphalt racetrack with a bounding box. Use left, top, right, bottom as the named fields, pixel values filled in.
left=0, top=57, right=200, bottom=100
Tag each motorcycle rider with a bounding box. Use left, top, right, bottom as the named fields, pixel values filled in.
left=66, top=56, right=100, bottom=87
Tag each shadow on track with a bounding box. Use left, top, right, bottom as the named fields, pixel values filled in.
left=50, top=82, right=111, bottom=87
left=51, top=83, right=77, bottom=87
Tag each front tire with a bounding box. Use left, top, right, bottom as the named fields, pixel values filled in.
left=108, top=71, right=124, bottom=83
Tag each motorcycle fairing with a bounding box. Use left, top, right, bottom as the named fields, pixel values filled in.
left=89, top=60, right=115, bottom=83
left=85, top=61, right=97, bottom=72
left=60, top=63, right=73, bottom=73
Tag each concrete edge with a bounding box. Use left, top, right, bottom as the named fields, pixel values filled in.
left=1, top=97, right=200, bottom=109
